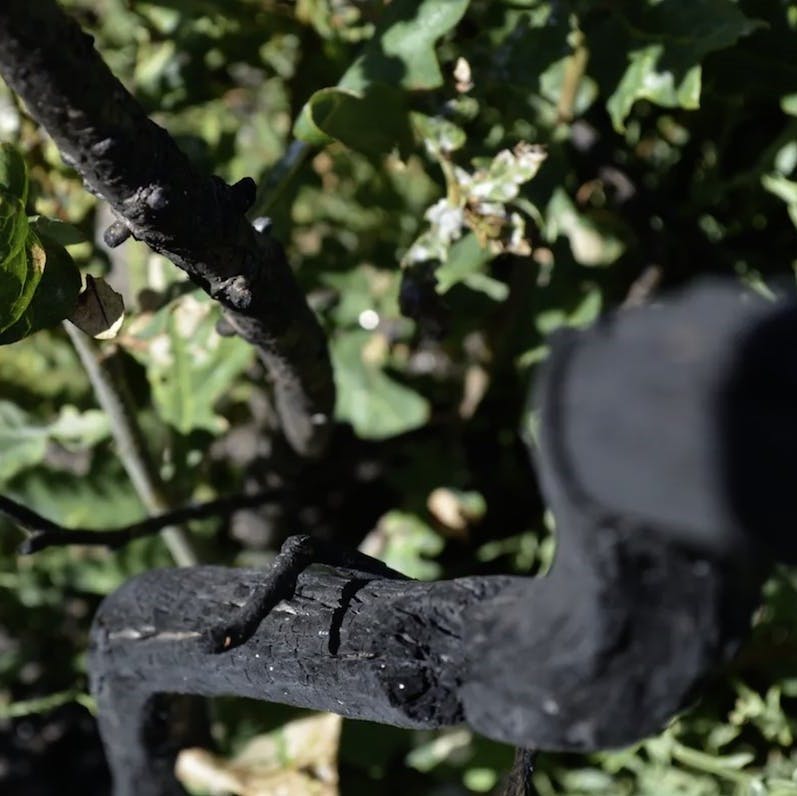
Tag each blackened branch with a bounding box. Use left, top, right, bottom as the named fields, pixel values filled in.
left=202, top=533, right=411, bottom=653
left=0, top=0, right=333, bottom=456
left=2, top=491, right=283, bottom=554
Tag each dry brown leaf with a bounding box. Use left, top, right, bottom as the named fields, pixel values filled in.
left=176, top=712, right=342, bottom=796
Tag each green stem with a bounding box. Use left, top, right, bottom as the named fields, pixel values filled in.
left=249, top=139, right=313, bottom=220
left=557, top=30, right=589, bottom=124
left=63, top=321, right=198, bottom=567
left=439, top=156, right=461, bottom=207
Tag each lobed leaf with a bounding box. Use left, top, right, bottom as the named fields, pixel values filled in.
left=589, top=0, right=764, bottom=131
left=294, top=0, right=469, bottom=154
left=331, top=329, right=429, bottom=439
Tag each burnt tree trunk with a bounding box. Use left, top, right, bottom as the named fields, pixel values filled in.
left=90, top=282, right=795, bottom=795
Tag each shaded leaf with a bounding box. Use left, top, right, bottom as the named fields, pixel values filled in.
left=342, top=0, right=470, bottom=93
left=68, top=275, right=124, bottom=340
left=294, top=0, right=469, bottom=154
left=294, top=84, right=413, bottom=156
left=331, top=329, right=429, bottom=439
left=29, top=216, right=85, bottom=246
left=0, top=401, right=109, bottom=484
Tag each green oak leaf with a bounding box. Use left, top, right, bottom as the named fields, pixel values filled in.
left=588, top=0, right=763, bottom=132
left=293, top=84, right=413, bottom=156
left=0, top=220, right=45, bottom=335
left=331, top=329, right=429, bottom=439
left=29, top=216, right=86, bottom=246
left=0, top=192, right=29, bottom=324
left=435, top=233, right=491, bottom=294
left=372, top=510, right=443, bottom=580
left=762, top=173, right=797, bottom=229
left=0, top=401, right=109, bottom=484
left=340, top=0, right=470, bottom=94
left=294, top=0, right=469, bottom=154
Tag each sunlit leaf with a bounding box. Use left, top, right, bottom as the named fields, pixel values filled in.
left=294, top=0, right=469, bottom=154
left=0, top=401, right=108, bottom=484
left=435, top=234, right=491, bottom=294
left=0, top=193, right=33, bottom=331
left=544, top=188, right=626, bottom=266
left=342, top=0, right=470, bottom=93
left=367, top=510, right=443, bottom=580
left=176, top=713, right=341, bottom=796
left=125, top=293, right=254, bottom=434
left=589, top=1, right=764, bottom=131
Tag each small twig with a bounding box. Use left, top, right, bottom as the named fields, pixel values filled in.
left=501, top=748, right=538, bottom=796
left=63, top=321, right=198, bottom=566
left=557, top=31, right=589, bottom=124
left=622, top=264, right=662, bottom=309
left=203, top=533, right=411, bottom=653
left=250, top=139, right=312, bottom=219
left=3, top=491, right=283, bottom=554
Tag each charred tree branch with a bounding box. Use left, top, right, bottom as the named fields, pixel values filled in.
left=3, top=490, right=285, bottom=554
left=0, top=0, right=334, bottom=456
left=88, top=282, right=796, bottom=794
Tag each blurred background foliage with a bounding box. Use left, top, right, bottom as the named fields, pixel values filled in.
left=1, top=0, right=797, bottom=793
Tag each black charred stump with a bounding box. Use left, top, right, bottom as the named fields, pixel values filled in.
left=89, top=281, right=795, bottom=795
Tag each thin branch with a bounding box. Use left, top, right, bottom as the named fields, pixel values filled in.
left=0, top=0, right=334, bottom=457
left=63, top=321, right=198, bottom=566
left=501, top=748, right=538, bottom=796
left=2, top=490, right=283, bottom=554
left=250, top=140, right=313, bottom=219
left=556, top=31, right=589, bottom=124
left=622, top=264, right=662, bottom=308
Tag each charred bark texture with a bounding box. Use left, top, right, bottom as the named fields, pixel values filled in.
left=89, top=282, right=796, bottom=794
left=0, top=0, right=333, bottom=456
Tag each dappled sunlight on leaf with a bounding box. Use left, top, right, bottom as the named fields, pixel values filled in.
left=176, top=713, right=341, bottom=796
